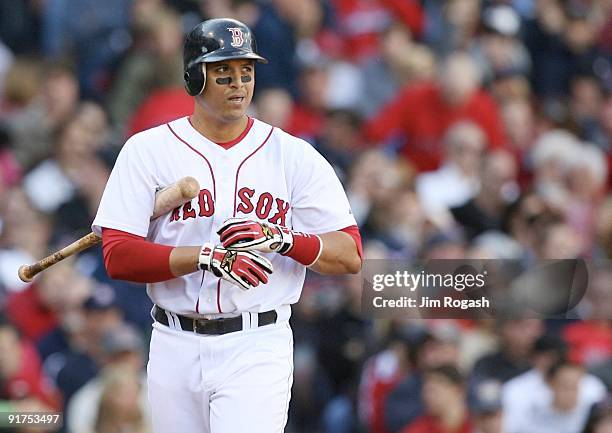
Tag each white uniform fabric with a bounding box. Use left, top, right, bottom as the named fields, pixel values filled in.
left=92, top=116, right=356, bottom=433
left=92, top=116, right=356, bottom=317
left=147, top=320, right=294, bottom=433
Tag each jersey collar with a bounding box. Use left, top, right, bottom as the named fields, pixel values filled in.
left=186, top=116, right=254, bottom=151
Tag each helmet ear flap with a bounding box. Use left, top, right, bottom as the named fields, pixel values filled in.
left=184, top=63, right=206, bottom=96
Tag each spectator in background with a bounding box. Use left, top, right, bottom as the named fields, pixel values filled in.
left=503, top=334, right=606, bottom=433
left=23, top=114, right=104, bottom=215
left=364, top=51, right=506, bottom=172
left=401, top=365, right=473, bottom=433
left=54, top=284, right=124, bottom=406
left=313, top=109, right=363, bottom=182
left=563, top=266, right=612, bottom=368
left=512, top=360, right=606, bottom=433
left=563, top=143, right=608, bottom=253
left=109, top=6, right=185, bottom=137
left=469, top=5, right=531, bottom=88
left=502, top=190, right=561, bottom=260
left=0, top=188, right=52, bottom=294
left=522, top=0, right=571, bottom=98
left=530, top=130, right=580, bottom=211
left=570, top=75, right=605, bottom=140
left=332, top=0, right=424, bottom=61
left=5, top=257, right=91, bottom=342
left=416, top=121, right=486, bottom=230
left=424, top=0, right=480, bottom=56
left=535, top=218, right=585, bottom=259
left=451, top=150, right=519, bottom=239
left=250, top=0, right=300, bottom=96
left=385, top=326, right=461, bottom=433
left=346, top=150, right=416, bottom=251
left=6, top=60, right=79, bottom=170
left=67, top=324, right=150, bottom=433
left=470, top=379, right=503, bottom=433
left=358, top=20, right=434, bottom=119
left=286, top=59, right=329, bottom=141
left=358, top=323, right=415, bottom=433
left=93, top=366, right=152, bottom=433
left=1, top=57, right=39, bottom=115
left=53, top=153, right=110, bottom=242
left=253, top=87, right=294, bottom=131
left=471, top=318, right=542, bottom=384
left=500, top=98, right=537, bottom=181
left=0, top=315, right=62, bottom=412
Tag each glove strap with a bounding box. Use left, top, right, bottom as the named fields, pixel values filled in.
left=275, top=226, right=294, bottom=254
left=198, top=242, right=215, bottom=272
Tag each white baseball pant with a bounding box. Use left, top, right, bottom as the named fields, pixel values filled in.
left=147, top=316, right=293, bottom=433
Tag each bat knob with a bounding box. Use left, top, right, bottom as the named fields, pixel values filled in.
left=18, top=265, right=34, bottom=283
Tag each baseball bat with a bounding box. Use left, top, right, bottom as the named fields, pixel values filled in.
left=17, top=176, right=200, bottom=283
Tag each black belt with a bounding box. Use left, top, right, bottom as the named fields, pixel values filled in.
left=154, top=306, right=277, bottom=335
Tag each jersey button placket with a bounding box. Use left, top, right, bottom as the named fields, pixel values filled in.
left=208, top=155, right=234, bottom=312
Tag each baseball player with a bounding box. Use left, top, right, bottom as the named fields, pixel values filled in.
left=92, top=18, right=362, bottom=433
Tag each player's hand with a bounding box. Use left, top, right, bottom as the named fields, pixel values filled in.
left=198, top=243, right=273, bottom=290
left=217, top=218, right=293, bottom=254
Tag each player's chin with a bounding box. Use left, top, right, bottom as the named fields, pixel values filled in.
left=222, top=105, right=248, bottom=120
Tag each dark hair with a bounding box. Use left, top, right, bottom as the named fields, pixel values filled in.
left=545, top=359, right=583, bottom=381
left=532, top=334, right=568, bottom=358
left=424, top=365, right=464, bottom=386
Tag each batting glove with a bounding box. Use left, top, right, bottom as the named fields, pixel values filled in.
left=217, top=218, right=293, bottom=254
left=198, top=242, right=273, bottom=290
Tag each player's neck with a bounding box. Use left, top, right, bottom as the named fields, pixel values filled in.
left=190, top=109, right=249, bottom=144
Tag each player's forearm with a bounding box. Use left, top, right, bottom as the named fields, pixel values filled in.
left=169, top=246, right=201, bottom=277
left=309, top=231, right=362, bottom=275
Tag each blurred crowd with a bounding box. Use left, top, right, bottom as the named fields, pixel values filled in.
left=0, top=0, right=611, bottom=432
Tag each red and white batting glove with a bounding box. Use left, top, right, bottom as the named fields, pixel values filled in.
left=198, top=242, right=273, bottom=291
left=217, top=218, right=294, bottom=254
left=217, top=218, right=323, bottom=267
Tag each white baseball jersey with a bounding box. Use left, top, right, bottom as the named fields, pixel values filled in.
left=92, top=116, right=356, bottom=317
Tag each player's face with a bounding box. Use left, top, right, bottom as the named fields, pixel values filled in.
left=200, top=59, right=255, bottom=122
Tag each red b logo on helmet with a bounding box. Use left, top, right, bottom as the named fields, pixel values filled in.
left=228, top=28, right=245, bottom=47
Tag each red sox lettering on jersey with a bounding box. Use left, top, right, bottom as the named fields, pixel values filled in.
left=169, top=187, right=289, bottom=226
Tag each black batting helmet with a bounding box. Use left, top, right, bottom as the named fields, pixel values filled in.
left=183, top=18, right=268, bottom=96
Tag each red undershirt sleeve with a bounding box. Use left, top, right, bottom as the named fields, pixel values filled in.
left=102, top=228, right=175, bottom=283
left=339, top=225, right=363, bottom=260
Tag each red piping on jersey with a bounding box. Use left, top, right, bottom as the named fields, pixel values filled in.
left=216, top=280, right=222, bottom=313
left=167, top=123, right=217, bottom=200
left=233, top=126, right=275, bottom=216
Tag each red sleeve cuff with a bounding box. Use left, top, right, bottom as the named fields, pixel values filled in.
left=102, top=228, right=175, bottom=283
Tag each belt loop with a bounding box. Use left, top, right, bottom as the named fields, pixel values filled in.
left=192, top=318, right=197, bottom=333
left=241, top=312, right=250, bottom=330
left=165, top=310, right=176, bottom=329
left=251, top=312, right=259, bottom=328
